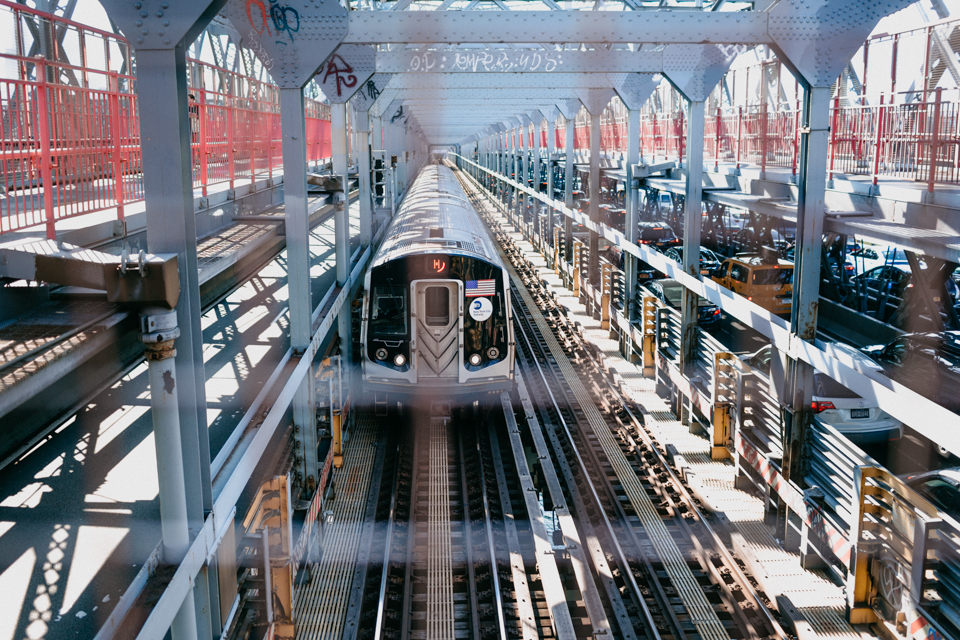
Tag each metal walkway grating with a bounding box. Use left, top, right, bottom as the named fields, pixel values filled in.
left=293, top=417, right=378, bottom=639
left=427, top=417, right=455, bottom=640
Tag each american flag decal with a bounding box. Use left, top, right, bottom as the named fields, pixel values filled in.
left=465, top=279, right=496, bottom=297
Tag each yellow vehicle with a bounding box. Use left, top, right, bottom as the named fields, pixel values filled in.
left=712, top=249, right=794, bottom=316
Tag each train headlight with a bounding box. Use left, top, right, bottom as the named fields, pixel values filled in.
left=393, top=354, right=406, bottom=367
left=486, top=347, right=500, bottom=360
left=469, top=353, right=482, bottom=366
left=375, top=348, right=388, bottom=360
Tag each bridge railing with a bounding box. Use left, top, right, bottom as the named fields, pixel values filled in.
left=572, top=93, right=960, bottom=190
left=0, top=0, right=332, bottom=239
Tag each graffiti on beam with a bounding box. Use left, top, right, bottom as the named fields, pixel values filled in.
left=323, top=54, right=358, bottom=97
left=269, top=0, right=300, bottom=43
left=358, top=78, right=380, bottom=102
left=246, top=0, right=300, bottom=45
left=246, top=30, right=274, bottom=70
left=407, top=51, right=562, bottom=73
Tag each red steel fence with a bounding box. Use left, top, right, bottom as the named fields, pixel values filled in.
left=568, top=91, right=960, bottom=191
left=0, top=0, right=331, bottom=238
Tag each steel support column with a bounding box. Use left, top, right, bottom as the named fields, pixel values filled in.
left=564, top=117, right=574, bottom=263
left=588, top=113, right=600, bottom=287
left=532, top=115, right=542, bottom=245
left=357, top=109, right=373, bottom=246
left=332, top=103, right=353, bottom=363
left=679, top=100, right=705, bottom=377
left=520, top=119, right=528, bottom=225
left=624, top=106, right=640, bottom=326
left=783, top=86, right=832, bottom=501
left=547, top=117, right=556, bottom=247
left=279, top=87, right=318, bottom=495
left=134, top=46, right=213, bottom=638
left=332, top=103, right=350, bottom=284
left=141, top=309, right=198, bottom=640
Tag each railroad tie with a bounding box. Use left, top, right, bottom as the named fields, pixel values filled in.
left=486, top=200, right=731, bottom=640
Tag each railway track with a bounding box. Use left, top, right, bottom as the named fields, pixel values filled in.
left=457, top=169, right=786, bottom=640
left=350, top=403, right=555, bottom=640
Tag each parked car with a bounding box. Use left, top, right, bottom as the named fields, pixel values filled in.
left=742, top=343, right=903, bottom=445
left=636, top=221, right=681, bottom=250
left=645, top=278, right=721, bottom=332
left=712, top=248, right=794, bottom=316
left=860, top=331, right=960, bottom=414
left=852, top=264, right=911, bottom=295
left=662, top=246, right=723, bottom=277
left=903, top=468, right=960, bottom=519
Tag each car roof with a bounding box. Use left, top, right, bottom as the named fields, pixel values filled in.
left=862, top=264, right=910, bottom=274
left=727, top=255, right=794, bottom=268
left=822, top=341, right=884, bottom=372
left=906, top=467, right=960, bottom=485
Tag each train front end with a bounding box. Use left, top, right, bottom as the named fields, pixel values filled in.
left=361, top=253, right=514, bottom=398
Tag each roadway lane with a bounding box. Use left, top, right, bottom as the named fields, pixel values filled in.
left=0, top=207, right=361, bottom=640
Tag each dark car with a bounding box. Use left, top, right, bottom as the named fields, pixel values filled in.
left=662, top=246, right=723, bottom=277
left=903, top=468, right=960, bottom=519
left=646, top=278, right=721, bottom=331
left=852, top=264, right=911, bottom=295
left=636, top=221, right=681, bottom=251
left=861, top=331, right=960, bottom=413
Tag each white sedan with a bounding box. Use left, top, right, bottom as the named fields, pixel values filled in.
left=742, top=342, right=903, bottom=446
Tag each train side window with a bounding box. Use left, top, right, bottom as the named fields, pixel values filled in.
left=372, top=286, right=407, bottom=335
left=425, top=286, right=450, bottom=326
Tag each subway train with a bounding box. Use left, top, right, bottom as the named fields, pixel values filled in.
left=360, top=163, right=515, bottom=399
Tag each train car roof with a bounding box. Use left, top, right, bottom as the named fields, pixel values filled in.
left=371, top=164, right=503, bottom=269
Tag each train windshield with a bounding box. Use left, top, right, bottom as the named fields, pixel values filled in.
left=372, top=286, right=407, bottom=335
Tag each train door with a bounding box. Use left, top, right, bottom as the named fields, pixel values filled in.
left=412, top=281, right=462, bottom=379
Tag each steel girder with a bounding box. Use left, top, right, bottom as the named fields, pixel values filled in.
left=385, top=72, right=627, bottom=90
left=341, top=10, right=770, bottom=44
left=375, top=48, right=665, bottom=73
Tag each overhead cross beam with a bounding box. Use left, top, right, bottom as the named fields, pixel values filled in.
left=386, top=72, right=626, bottom=89
left=341, top=11, right=770, bottom=45
left=375, top=48, right=665, bottom=73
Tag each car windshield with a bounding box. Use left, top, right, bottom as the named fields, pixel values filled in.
left=813, top=374, right=860, bottom=399
left=659, top=283, right=683, bottom=307
left=640, top=226, right=676, bottom=241
left=914, top=477, right=960, bottom=519
left=752, top=268, right=794, bottom=285
left=371, top=286, right=407, bottom=335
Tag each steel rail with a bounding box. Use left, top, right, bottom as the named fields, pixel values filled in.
left=468, top=415, right=510, bottom=640
left=472, top=165, right=787, bottom=640
left=372, top=433, right=405, bottom=640
left=564, top=328, right=790, bottom=640
left=460, top=172, right=664, bottom=640
left=457, top=428, right=483, bottom=640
